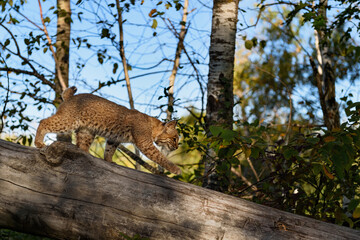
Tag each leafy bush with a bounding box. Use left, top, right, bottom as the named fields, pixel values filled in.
left=176, top=101, right=360, bottom=229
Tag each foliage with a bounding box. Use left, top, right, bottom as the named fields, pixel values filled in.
left=0, top=229, right=53, bottom=240
left=177, top=99, right=360, bottom=229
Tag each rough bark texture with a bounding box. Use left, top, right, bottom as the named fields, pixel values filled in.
left=1, top=139, right=359, bottom=240
left=54, top=0, right=71, bottom=107
left=203, top=0, right=239, bottom=190
left=314, top=0, right=340, bottom=130
left=54, top=0, right=71, bottom=143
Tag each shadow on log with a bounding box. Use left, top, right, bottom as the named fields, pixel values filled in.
left=0, top=139, right=359, bottom=239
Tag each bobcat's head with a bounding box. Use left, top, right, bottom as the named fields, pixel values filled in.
left=154, top=120, right=179, bottom=153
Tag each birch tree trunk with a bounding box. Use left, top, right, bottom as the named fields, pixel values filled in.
left=203, top=0, right=239, bottom=191
left=1, top=139, right=359, bottom=240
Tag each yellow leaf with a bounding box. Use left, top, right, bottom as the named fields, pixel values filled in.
left=353, top=208, right=360, bottom=219
left=151, top=19, right=158, bottom=29
left=332, top=127, right=341, bottom=132
left=322, top=165, right=334, bottom=180
left=242, top=146, right=251, bottom=159
left=324, top=135, right=336, bottom=142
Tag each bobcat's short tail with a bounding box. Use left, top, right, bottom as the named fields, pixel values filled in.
left=62, top=86, right=77, bottom=101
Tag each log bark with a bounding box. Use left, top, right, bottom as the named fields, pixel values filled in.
left=0, top=139, right=359, bottom=240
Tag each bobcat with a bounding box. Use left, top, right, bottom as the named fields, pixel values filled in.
left=35, top=86, right=181, bottom=174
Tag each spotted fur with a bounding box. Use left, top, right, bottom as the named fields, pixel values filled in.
left=35, top=87, right=181, bottom=174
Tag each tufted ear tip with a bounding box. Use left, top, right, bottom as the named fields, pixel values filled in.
left=165, top=120, right=177, bottom=128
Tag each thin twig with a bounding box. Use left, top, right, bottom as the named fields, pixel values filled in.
left=163, top=16, right=205, bottom=123
left=246, top=157, right=260, bottom=182
left=231, top=166, right=258, bottom=191
left=0, top=57, right=10, bottom=134
left=166, top=0, right=189, bottom=120
left=116, top=0, right=134, bottom=110
left=0, top=23, right=55, bottom=89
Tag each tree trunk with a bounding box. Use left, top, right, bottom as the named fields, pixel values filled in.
left=55, top=0, right=71, bottom=142
left=54, top=0, right=71, bottom=106
left=203, top=0, right=238, bottom=191
left=0, top=140, right=359, bottom=240
left=313, top=0, right=340, bottom=131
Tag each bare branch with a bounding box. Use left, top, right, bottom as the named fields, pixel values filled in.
left=166, top=0, right=189, bottom=120
left=38, top=0, right=67, bottom=92
left=116, top=0, right=135, bottom=110
left=0, top=58, right=10, bottom=134
left=0, top=23, right=55, bottom=89
left=0, top=67, right=54, bottom=89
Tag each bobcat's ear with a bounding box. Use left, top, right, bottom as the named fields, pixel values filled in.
left=165, top=120, right=177, bottom=129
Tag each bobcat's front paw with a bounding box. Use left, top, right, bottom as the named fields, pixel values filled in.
left=35, top=141, right=46, bottom=148
left=171, top=166, right=182, bottom=175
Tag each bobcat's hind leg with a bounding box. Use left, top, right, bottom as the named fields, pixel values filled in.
left=104, top=140, right=118, bottom=162
left=76, top=128, right=95, bottom=152
left=35, top=115, right=73, bottom=148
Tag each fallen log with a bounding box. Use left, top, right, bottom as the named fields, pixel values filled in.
left=0, top=139, right=359, bottom=240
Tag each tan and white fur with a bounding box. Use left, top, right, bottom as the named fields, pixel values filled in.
left=35, top=86, right=181, bottom=174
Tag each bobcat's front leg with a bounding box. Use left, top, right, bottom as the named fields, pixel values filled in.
left=35, top=115, right=72, bottom=148
left=104, top=140, right=118, bottom=162
left=133, top=134, right=181, bottom=175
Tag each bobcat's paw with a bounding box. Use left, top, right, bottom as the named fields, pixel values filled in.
left=171, top=166, right=182, bottom=175
left=35, top=142, right=46, bottom=148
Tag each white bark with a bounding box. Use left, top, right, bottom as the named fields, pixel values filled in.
left=204, top=0, right=239, bottom=190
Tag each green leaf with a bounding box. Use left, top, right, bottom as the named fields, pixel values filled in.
left=260, top=40, right=266, bottom=48
left=283, top=147, right=298, bottom=160
left=250, top=147, right=260, bottom=158
left=245, top=40, right=253, bottom=50
left=221, top=129, right=237, bottom=141
left=44, top=17, right=51, bottom=23
left=209, top=125, right=223, bottom=137
left=332, top=148, right=347, bottom=179
left=348, top=199, right=360, bottom=211
left=306, top=137, right=320, bottom=145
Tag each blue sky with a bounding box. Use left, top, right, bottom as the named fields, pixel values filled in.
left=1, top=0, right=360, bottom=138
